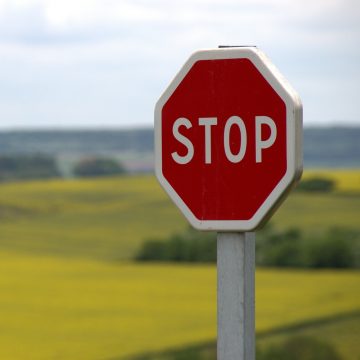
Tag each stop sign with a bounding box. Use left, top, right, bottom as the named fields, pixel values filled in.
left=155, top=47, right=302, bottom=231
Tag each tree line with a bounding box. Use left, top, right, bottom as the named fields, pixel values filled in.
left=0, top=155, right=338, bottom=193
left=0, top=155, right=126, bottom=181
left=135, top=224, right=359, bottom=269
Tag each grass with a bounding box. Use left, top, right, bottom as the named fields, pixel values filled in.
left=271, top=168, right=360, bottom=233
left=257, top=311, right=360, bottom=360
left=0, top=251, right=359, bottom=360
left=272, top=191, right=360, bottom=233
left=131, top=312, right=360, bottom=360
left=0, top=170, right=359, bottom=262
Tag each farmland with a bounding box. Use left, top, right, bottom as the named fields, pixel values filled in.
left=0, top=252, right=359, bottom=360
left=0, top=169, right=359, bottom=359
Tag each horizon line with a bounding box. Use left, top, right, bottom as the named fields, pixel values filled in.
left=0, top=123, right=359, bottom=132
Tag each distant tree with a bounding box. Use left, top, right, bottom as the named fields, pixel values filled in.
left=296, top=177, right=335, bottom=192
left=305, top=228, right=358, bottom=268
left=135, top=227, right=216, bottom=263
left=256, top=227, right=304, bottom=267
left=73, top=157, right=126, bottom=177
left=135, top=240, right=167, bottom=261
left=0, top=155, right=60, bottom=181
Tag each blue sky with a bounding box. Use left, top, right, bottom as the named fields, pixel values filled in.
left=0, top=0, right=359, bottom=129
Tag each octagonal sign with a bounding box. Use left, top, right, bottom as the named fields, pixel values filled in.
left=155, top=47, right=302, bottom=231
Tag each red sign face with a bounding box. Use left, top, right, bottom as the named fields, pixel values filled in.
left=155, top=48, right=302, bottom=231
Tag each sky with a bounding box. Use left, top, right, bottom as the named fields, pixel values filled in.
left=0, top=0, right=359, bottom=129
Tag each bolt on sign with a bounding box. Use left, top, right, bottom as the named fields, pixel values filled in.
left=155, top=47, right=302, bottom=231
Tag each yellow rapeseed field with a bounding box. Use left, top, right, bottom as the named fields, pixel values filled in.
left=0, top=251, right=358, bottom=360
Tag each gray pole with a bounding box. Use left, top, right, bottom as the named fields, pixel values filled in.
left=217, top=232, right=255, bottom=360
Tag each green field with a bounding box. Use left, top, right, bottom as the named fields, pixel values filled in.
left=0, top=175, right=187, bottom=261
left=0, top=170, right=359, bottom=359
left=0, top=170, right=359, bottom=261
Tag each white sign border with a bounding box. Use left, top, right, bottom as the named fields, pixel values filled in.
left=154, top=47, right=302, bottom=231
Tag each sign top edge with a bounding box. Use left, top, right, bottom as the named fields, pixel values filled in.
left=187, top=46, right=261, bottom=60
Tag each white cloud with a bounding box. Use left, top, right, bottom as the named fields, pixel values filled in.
left=44, top=0, right=164, bottom=29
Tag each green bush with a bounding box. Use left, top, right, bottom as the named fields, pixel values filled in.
left=0, top=155, right=60, bottom=181
left=256, top=226, right=304, bottom=267
left=305, top=228, right=358, bottom=268
left=135, top=228, right=216, bottom=263
left=135, top=240, right=168, bottom=261
left=297, top=177, right=335, bottom=192
left=73, top=157, right=125, bottom=177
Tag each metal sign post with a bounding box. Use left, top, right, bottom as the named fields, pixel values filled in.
left=217, top=232, right=255, bottom=360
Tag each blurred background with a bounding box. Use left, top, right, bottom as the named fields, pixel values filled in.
left=0, top=0, right=359, bottom=359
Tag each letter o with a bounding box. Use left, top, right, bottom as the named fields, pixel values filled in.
left=224, top=116, right=247, bottom=163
